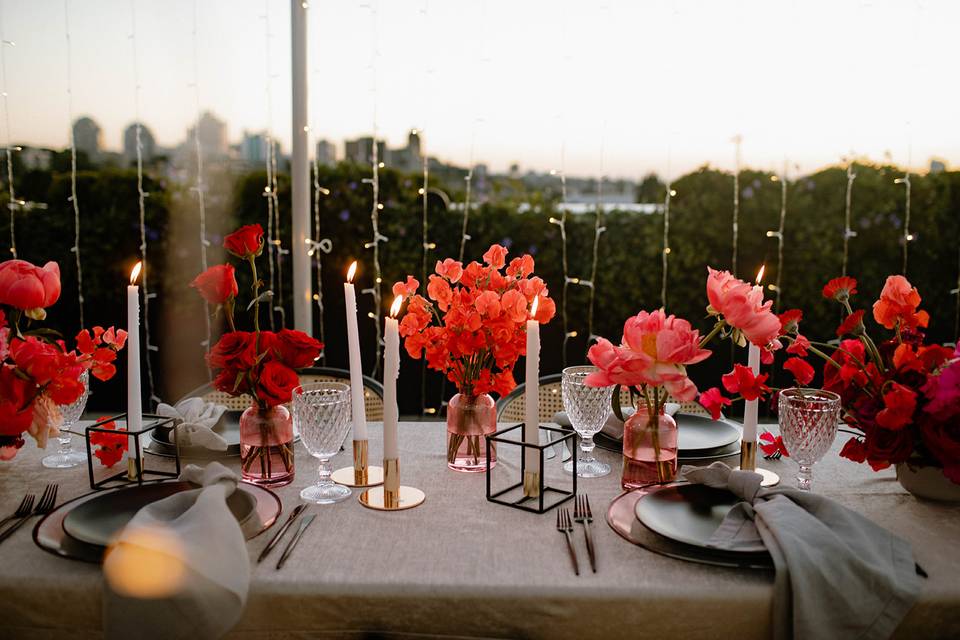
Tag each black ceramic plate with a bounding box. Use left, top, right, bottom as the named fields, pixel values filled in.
left=634, top=483, right=759, bottom=551
left=678, top=439, right=741, bottom=461
left=675, top=414, right=741, bottom=452
left=62, top=481, right=256, bottom=547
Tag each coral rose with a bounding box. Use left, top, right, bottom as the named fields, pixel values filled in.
left=0, top=259, right=61, bottom=318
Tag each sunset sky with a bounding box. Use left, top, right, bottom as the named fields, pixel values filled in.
left=1, top=0, right=954, bottom=178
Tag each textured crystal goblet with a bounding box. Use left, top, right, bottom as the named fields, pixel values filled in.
left=293, top=382, right=353, bottom=504
left=778, top=388, right=841, bottom=491
left=561, top=366, right=613, bottom=478
left=42, top=370, right=89, bottom=469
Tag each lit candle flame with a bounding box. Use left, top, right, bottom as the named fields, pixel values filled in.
left=755, top=265, right=765, bottom=285
left=130, top=261, right=142, bottom=285
left=346, top=261, right=357, bottom=283
left=389, top=295, right=403, bottom=318
left=530, top=295, right=539, bottom=318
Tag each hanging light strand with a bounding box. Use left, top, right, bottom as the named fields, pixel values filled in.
left=586, top=117, right=607, bottom=345
left=457, top=0, right=487, bottom=263
left=308, top=158, right=331, bottom=361
left=261, top=1, right=281, bottom=330
left=661, top=181, right=672, bottom=310
left=360, top=0, right=385, bottom=377
left=895, top=170, right=912, bottom=275
left=731, top=134, right=742, bottom=276
left=189, top=0, right=211, bottom=367
left=63, top=0, right=84, bottom=328
left=766, top=162, right=789, bottom=311
left=129, top=0, right=158, bottom=406
left=841, top=159, right=857, bottom=277
left=0, top=4, right=16, bottom=258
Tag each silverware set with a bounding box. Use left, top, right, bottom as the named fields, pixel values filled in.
left=0, top=484, right=58, bottom=544
left=258, top=504, right=315, bottom=570
left=557, top=494, right=597, bottom=575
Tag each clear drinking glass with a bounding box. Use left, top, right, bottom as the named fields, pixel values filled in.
left=42, top=370, right=89, bottom=469
left=561, top=365, right=613, bottom=478
left=778, top=388, right=841, bottom=491
left=293, top=382, right=352, bottom=504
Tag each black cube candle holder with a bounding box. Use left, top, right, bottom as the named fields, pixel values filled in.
left=84, top=413, right=180, bottom=490
left=485, top=423, right=576, bottom=514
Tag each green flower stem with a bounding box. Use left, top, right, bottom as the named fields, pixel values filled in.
left=698, top=320, right=725, bottom=349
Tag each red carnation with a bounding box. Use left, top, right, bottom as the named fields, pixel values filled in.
left=223, top=224, right=264, bottom=259
left=836, top=309, right=865, bottom=337
left=778, top=309, right=802, bottom=335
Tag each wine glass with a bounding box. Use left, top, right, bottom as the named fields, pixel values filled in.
left=42, top=370, right=89, bottom=469
left=561, top=366, right=613, bottom=478
left=293, top=382, right=352, bottom=504
left=778, top=388, right=841, bottom=491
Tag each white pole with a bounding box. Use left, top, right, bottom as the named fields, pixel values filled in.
left=291, top=0, right=312, bottom=334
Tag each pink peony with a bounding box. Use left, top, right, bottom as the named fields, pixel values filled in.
left=706, top=267, right=781, bottom=347
left=586, top=309, right=711, bottom=402
left=0, top=259, right=61, bottom=318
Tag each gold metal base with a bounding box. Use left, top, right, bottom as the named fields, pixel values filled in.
left=358, top=458, right=425, bottom=511
left=126, top=456, right=142, bottom=481
left=736, top=440, right=780, bottom=487
left=332, top=440, right=384, bottom=487
left=523, top=470, right=540, bottom=498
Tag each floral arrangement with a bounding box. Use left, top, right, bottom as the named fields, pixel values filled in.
left=392, top=244, right=555, bottom=398
left=191, top=223, right=323, bottom=409
left=0, top=259, right=127, bottom=460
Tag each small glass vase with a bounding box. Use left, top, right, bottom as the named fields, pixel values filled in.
left=239, top=404, right=295, bottom=487
left=621, top=403, right=678, bottom=489
left=446, top=393, right=497, bottom=472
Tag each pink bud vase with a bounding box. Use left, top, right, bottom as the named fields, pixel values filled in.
left=621, top=402, right=678, bottom=489
left=239, top=404, right=295, bottom=487
left=446, top=393, right=497, bottom=472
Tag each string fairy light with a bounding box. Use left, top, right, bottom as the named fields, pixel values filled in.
left=360, top=0, right=386, bottom=377
left=457, top=0, right=487, bottom=263
left=129, top=0, right=159, bottom=406
left=661, top=180, right=674, bottom=310
left=894, top=167, right=912, bottom=276
left=841, top=158, right=857, bottom=277
left=63, top=0, right=84, bottom=328
left=307, top=163, right=331, bottom=361
left=261, top=1, right=283, bottom=330
left=585, top=119, right=607, bottom=346
left=766, top=161, right=790, bottom=312
left=189, top=0, right=211, bottom=367
left=730, top=133, right=742, bottom=276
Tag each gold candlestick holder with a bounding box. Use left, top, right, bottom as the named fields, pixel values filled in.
left=359, top=458, right=425, bottom=511
left=737, top=439, right=780, bottom=487
left=523, top=470, right=541, bottom=498
left=332, top=439, right=384, bottom=488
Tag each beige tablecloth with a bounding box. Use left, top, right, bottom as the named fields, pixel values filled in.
left=1, top=421, right=959, bottom=640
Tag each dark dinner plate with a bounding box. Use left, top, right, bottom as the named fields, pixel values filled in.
left=634, top=483, right=757, bottom=551
left=62, top=481, right=257, bottom=547
left=675, top=414, right=741, bottom=452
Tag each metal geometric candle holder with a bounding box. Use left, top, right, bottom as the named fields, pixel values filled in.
left=83, top=413, right=179, bottom=490
left=485, top=423, right=576, bottom=514
left=332, top=439, right=384, bottom=488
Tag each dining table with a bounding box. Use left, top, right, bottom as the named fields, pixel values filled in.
left=1, top=420, right=959, bottom=640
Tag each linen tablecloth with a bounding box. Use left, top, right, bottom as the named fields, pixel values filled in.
left=1, top=422, right=959, bottom=640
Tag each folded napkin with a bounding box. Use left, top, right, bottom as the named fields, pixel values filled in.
left=156, top=398, right=229, bottom=451
left=103, top=462, right=250, bottom=640
left=681, top=462, right=920, bottom=640
left=552, top=403, right=680, bottom=441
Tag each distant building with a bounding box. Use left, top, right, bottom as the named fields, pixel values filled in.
left=344, top=136, right=386, bottom=165
left=21, top=147, right=52, bottom=170
left=386, top=129, right=423, bottom=172
left=187, top=111, right=228, bottom=159
left=123, top=122, right=156, bottom=164
left=72, top=116, right=102, bottom=160
left=315, top=139, right=337, bottom=167
left=930, top=159, right=947, bottom=174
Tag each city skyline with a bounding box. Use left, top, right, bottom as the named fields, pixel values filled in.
left=1, top=1, right=957, bottom=179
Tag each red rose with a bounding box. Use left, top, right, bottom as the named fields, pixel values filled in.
left=223, top=224, right=264, bottom=259
left=190, top=264, right=238, bottom=305
left=272, top=329, right=322, bottom=369
left=0, top=259, right=61, bottom=317
left=213, top=368, right=249, bottom=396
left=839, top=436, right=867, bottom=463
left=207, top=332, right=257, bottom=371
left=920, top=420, right=960, bottom=480
left=256, top=361, right=300, bottom=407
left=865, top=427, right=914, bottom=470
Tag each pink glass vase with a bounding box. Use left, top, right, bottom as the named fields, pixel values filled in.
left=621, top=403, right=678, bottom=489
left=446, top=393, right=497, bottom=472
left=239, top=404, right=295, bottom=487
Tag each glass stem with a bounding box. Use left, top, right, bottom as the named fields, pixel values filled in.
left=317, top=457, right=333, bottom=487
left=57, top=430, right=72, bottom=456
left=797, top=464, right=813, bottom=491
left=580, top=433, right=596, bottom=464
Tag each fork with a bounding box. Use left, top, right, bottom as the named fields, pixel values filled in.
left=0, top=493, right=34, bottom=530
left=573, top=494, right=597, bottom=573
left=0, top=484, right=58, bottom=544
left=556, top=507, right=580, bottom=576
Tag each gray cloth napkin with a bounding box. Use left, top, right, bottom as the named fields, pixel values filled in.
left=681, top=462, right=921, bottom=640
left=156, top=398, right=229, bottom=451
left=103, top=462, right=250, bottom=640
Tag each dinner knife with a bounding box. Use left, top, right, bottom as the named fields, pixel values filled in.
left=257, top=503, right=307, bottom=563
left=276, top=514, right=316, bottom=570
